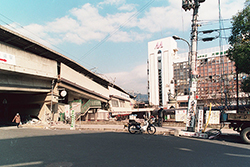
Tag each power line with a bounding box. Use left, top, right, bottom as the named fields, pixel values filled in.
left=0, top=1, right=156, bottom=74
left=79, top=0, right=155, bottom=62
left=198, top=18, right=231, bottom=27
left=198, top=27, right=232, bottom=34
left=0, top=13, right=96, bottom=69
left=198, top=18, right=231, bottom=22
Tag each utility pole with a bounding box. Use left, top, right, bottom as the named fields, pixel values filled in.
left=182, top=0, right=205, bottom=132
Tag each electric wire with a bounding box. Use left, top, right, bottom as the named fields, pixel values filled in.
left=0, top=1, right=156, bottom=83
left=0, top=0, right=156, bottom=72
left=0, top=13, right=96, bottom=70
left=198, top=18, right=231, bottom=27
left=0, top=0, right=155, bottom=72
left=79, top=0, right=155, bottom=62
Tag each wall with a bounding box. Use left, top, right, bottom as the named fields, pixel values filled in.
left=0, top=43, right=57, bottom=123
left=0, top=42, right=57, bottom=79
left=60, top=63, right=109, bottom=99
left=109, top=86, right=134, bottom=114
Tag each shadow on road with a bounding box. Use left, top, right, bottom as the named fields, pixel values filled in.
left=216, top=134, right=244, bottom=144
left=0, top=128, right=249, bottom=167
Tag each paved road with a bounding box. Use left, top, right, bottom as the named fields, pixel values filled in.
left=0, top=127, right=250, bottom=167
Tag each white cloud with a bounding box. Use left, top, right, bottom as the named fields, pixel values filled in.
left=4, top=23, right=60, bottom=48
left=98, top=0, right=126, bottom=6
left=118, top=4, right=137, bottom=11
left=5, top=1, right=246, bottom=47
left=4, top=0, right=246, bottom=94
left=105, top=63, right=147, bottom=93
left=138, top=2, right=191, bottom=33
left=46, top=16, right=79, bottom=33
left=199, top=0, right=245, bottom=20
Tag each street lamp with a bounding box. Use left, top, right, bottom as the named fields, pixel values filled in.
left=172, top=35, right=191, bottom=49
left=172, top=35, right=191, bottom=65
left=172, top=35, right=192, bottom=89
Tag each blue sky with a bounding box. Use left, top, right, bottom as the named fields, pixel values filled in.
left=0, top=0, right=245, bottom=94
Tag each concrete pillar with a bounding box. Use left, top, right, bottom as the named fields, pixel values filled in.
left=94, top=109, right=97, bottom=121
left=86, top=113, right=89, bottom=121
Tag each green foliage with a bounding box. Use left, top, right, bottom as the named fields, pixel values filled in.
left=228, top=1, right=250, bottom=46
left=227, top=43, right=250, bottom=74
left=242, top=76, right=250, bottom=92
left=227, top=0, right=250, bottom=74
left=227, top=0, right=250, bottom=92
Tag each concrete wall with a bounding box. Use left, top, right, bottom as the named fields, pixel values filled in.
left=0, top=43, right=57, bottom=123
left=60, top=63, right=109, bottom=99
left=109, top=87, right=130, bottom=100
left=0, top=72, right=52, bottom=92
left=0, top=42, right=57, bottom=79
left=109, top=86, right=134, bottom=114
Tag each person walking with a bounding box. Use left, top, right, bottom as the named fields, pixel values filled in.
left=12, top=113, right=21, bottom=128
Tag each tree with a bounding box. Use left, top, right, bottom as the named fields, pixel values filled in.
left=227, top=0, right=250, bottom=92
left=242, top=77, right=250, bottom=92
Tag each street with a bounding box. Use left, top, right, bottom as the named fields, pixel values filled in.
left=0, top=127, right=250, bottom=167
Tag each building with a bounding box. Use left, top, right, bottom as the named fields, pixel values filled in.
left=176, top=45, right=249, bottom=107
left=147, top=37, right=178, bottom=107
left=0, top=25, right=136, bottom=125
left=148, top=37, right=249, bottom=109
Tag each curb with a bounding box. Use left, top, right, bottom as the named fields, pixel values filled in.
left=21, top=124, right=180, bottom=136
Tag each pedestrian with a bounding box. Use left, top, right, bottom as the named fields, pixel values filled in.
left=12, top=113, right=21, bottom=128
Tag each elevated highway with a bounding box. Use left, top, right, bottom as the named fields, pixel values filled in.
left=0, top=25, right=134, bottom=124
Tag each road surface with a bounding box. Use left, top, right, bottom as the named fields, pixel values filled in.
left=0, top=127, right=249, bottom=167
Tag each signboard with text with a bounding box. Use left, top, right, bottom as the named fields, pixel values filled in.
left=206, top=110, right=220, bottom=124
left=186, top=100, right=197, bottom=131
left=70, top=100, right=81, bottom=130
left=0, top=52, right=16, bottom=65
left=197, top=109, right=204, bottom=132
left=175, top=109, right=187, bottom=122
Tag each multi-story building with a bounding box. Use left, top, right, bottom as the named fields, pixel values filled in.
left=147, top=37, right=178, bottom=107
left=175, top=45, right=249, bottom=108
left=148, top=37, right=249, bottom=108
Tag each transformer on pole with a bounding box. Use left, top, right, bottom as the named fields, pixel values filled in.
left=182, top=0, right=205, bottom=132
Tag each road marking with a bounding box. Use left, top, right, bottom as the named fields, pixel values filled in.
left=225, top=153, right=250, bottom=158
left=177, top=147, right=193, bottom=152
left=0, top=161, right=43, bottom=167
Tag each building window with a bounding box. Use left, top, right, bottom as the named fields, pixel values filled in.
left=119, top=100, right=125, bottom=107
left=111, top=100, right=119, bottom=107
left=184, top=89, right=188, bottom=95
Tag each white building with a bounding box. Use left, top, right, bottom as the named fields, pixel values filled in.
left=147, top=37, right=178, bottom=107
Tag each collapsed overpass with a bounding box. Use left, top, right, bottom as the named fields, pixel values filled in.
left=0, top=25, right=132, bottom=124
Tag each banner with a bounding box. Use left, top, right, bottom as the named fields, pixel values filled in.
left=186, top=99, right=197, bottom=131
left=197, top=109, right=204, bottom=132
left=70, top=100, right=81, bottom=130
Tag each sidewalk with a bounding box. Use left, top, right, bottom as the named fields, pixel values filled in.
left=22, top=122, right=239, bottom=136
